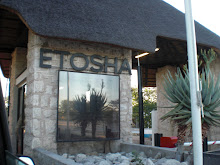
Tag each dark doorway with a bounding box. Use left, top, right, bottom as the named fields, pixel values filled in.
left=16, top=85, right=26, bottom=155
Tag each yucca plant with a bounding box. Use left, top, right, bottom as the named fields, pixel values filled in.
left=73, top=95, right=88, bottom=137
left=89, top=88, right=107, bottom=138
left=161, top=49, right=220, bottom=145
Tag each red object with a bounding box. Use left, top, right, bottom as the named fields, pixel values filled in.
left=160, top=136, right=178, bottom=148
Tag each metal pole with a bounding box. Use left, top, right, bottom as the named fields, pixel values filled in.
left=184, top=0, right=203, bottom=164
left=8, top=79, right=10, bottom=117
left=21, top=86, right=25, bottom=154
left=67, top=72, right=70, bottom=131
left=137, top=58, right=144, bottom=144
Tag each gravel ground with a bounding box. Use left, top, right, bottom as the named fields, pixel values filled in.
left=61, top=151, right=189, bottom=165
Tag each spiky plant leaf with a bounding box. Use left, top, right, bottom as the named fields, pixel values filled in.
left=161, top=66, right=220, bottom=126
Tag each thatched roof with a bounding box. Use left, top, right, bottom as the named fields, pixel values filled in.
left=1, top=0, right=220, bottom=52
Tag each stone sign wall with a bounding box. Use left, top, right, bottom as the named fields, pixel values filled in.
left=24, top=31, right=132, bottom=155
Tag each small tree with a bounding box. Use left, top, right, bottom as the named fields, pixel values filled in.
left=89, top=88, right=107, bottom=138
left=73, top=95, right=88, bottom=137
left=73, top=81, right=108, bottom=138
left=132, top=87, right=157, bottom=128
left=59, top=100, right=74, bottom=119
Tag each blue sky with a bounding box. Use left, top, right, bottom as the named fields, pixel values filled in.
left=163, top=0, right=220, bottom=36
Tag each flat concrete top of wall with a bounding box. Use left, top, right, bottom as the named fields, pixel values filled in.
left=33, top=148, right=77, bottom=165
left=33, top=143, right=194, bottom=165
left=120, top=143, right=177, bottom=159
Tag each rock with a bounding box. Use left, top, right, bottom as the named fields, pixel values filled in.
left=143, top=158, right=154, bottom=165
left=85, top=157, right=96, bottom=164
left=162, top=159, right=181, bottom=165
left=119, top=163, right=128, bottom=165
left=68, top=155, right=75, bottom=160
left=185, top=154, right=193, bottom=165
left=141, top=158, right=147, bottom=163
left=121, top=160, right=130, bottom=164
left=154, top=152, right=162, bottom=159
left=59, top=152, right=183, bottom=165
left=139, top=152, right=146, bottom=158
left=67, top=158, right=76, bottom=163
left=175, top=153, right=184, bottom=162
left=106, top=153, right=121, bottom=162
left=84, top=162, right=95, bottom=165
left=99, top=153, right=105, bottom=157
left=155, top=158, right=167, bottom=165
left=150, top=158, right=157, bottom=163
left=99, top=160, right=111, bottom=165
left=121, top=156, right=129, bottom=160
left=126, top=152, right=133, bottom=158
left=94, top=157, right=105, bottom=164
left=75, top=154, right=87, bottom=163
left=93, top=156, right=102, bottom=159
left=62, top=153, right=68, bottom=159
left=118, top=156, right=129, bottom=162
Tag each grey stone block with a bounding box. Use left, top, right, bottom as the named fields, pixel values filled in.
left=33, top=148, right=79, bottom=165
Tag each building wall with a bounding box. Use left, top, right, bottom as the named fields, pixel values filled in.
left=9, top=48, right=27, bottom=153
left=24, top=31, right=132, bottom=155
left=208, top=55, right=220, bottom=150
left=156, top=66, right=177, bottom=137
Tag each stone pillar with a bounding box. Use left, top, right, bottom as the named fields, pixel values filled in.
left=120, top=74, right=133, bottom=143
left=9, top=47, right=27, bottom=153
left=208, top=56, right=220, bottom=150
left=151, top=110, right=158, bottom=146
left=24, top=32, right=58, bottom=155
left=156, top=65, right=177, bottom=137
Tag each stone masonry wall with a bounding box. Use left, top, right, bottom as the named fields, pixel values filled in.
left=156, top=66, right=177, bottom=137
left=208, top=55, right=220, bottom=150
left=9, top=47, right=27, bottom=154
left=24, top=31, right=132, bottom=155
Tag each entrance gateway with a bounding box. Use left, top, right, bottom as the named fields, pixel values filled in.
left=14, top=32, right=133, bottom=155
left=1, top=0, right=220, bottom=160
